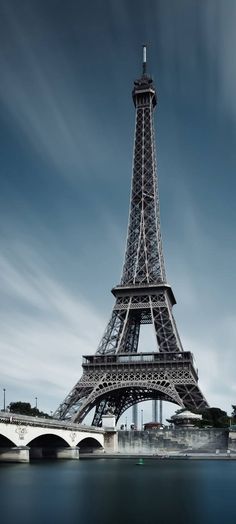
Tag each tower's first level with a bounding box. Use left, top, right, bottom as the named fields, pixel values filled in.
left=54, top=351, right=208, bottom=426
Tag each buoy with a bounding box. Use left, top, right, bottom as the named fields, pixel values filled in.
left=136, top=458, right=144, bottom=465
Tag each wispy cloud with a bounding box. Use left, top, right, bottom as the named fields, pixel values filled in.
left=0, top=3, right=121, bottom=182
left=0, top=243, right=105, bottom=411
left=203, top=1, right=236, bottom=120
left=0, top=0, right=235, bottom=425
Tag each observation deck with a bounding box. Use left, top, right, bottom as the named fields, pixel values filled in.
left=82, top=351, right=198, bottom=380
left=112, top=283, right=177, bottom=306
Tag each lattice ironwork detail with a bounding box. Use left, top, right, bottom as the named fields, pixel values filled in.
left=54, top=355, right=207, bottom=424
left=95, top=288, right=183, bottom=354
left=54, top=49, right=208, bottom=426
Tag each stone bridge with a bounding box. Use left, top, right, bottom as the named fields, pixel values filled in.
left=0, top=412, right=116, bottom=462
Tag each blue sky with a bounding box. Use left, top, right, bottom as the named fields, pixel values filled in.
left=0, top=0, right=236, bottom=425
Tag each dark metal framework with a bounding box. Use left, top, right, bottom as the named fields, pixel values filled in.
left=54, top=48, right=208, bottom=425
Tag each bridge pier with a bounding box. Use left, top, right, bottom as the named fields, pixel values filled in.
left=104, top=431, right=118, bottom=453
left=0, top=445, right=80, bottom=462
left=102, top=415, right=118, bottom=453
left=56, top=447, right=80, bottom=459
left=0, top=446, right=29, bottom=463
left=29, top=446, right=80, bottom=460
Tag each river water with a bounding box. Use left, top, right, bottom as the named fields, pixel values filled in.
left=0, top=458, right=236, bottom=524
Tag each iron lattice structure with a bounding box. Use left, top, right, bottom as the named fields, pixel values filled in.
left=54, top=48, right=208, bottom=426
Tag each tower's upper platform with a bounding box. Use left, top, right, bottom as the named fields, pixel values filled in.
left=132, top=45, right=157, bottom=107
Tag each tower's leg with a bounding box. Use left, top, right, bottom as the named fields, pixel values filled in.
left=152, top=400, right=158, bottom=422
left=160, top=400, right=163, bottom=425
left=132, top=404, right=138, bottom=428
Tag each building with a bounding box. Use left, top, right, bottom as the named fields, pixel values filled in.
left=167, top=410, right=202, bottom=428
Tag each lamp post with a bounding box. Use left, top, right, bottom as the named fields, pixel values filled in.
left=141, top=409, right=143, bottom=430
left=35, top=397, right=38, bottom=409
left=3, top=388, right=6, bottom=412
left=125, top=416, right=128, bottom=430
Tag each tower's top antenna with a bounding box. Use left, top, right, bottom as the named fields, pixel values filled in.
left=142, top=44, right=147, bottom=76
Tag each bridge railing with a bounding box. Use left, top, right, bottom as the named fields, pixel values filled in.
left=0, top=411, right=104, bottom=432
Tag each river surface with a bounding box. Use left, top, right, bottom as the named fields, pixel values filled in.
left=0, top=458, right=236, bottom=524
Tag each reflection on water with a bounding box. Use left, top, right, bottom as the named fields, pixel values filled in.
left=0, top=459, right=236, bottom=524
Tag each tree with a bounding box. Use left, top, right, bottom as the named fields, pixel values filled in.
left=175, top=408, right=186, bottom=415
left=199, top=407, right=230, bottom=428
left=8, top=402, right=51, bottom=418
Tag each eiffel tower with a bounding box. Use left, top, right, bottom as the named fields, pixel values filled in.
left=54, top=47, right=208, bottom=426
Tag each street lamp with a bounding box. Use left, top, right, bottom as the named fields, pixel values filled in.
left=141, top=409, right=143, bottom=430
left=125, top=416, right=128, bottom=430
left=35, top=397, right=38, bottom=409
left=3, top=388, right=6, bottom=411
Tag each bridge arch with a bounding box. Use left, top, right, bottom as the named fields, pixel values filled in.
left=77, top=436, right=103, bottom=453
left=27, top=433, right=71, bottom=459
left=27, top=433, right=70, bottom=447
left=25, top=429, right=71, bottom=447
left=0, top=434, right=16, bottom=447
left=0, top=427, right=18, bottom=446
left=76, top=434, right=103, bottom=447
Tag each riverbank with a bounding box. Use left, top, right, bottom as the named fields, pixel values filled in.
left=80, top=452, right=236, bottom=460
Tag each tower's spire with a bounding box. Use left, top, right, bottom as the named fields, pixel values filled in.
left=142, top=44, right=147, bottom=76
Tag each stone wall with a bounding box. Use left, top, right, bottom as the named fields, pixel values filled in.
left=104, top=431, right=118, bottom=452
left=118, top=428, right=228, bottom=454
left=228, top=430, right=236, bottom=451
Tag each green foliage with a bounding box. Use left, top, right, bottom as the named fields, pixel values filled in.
left=175, top=408, right=186, bottom=415
left=8, top=401, right=51, bottom=419
left=199, top=407, right=230, bottom=428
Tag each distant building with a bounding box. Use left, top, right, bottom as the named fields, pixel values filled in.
left=144, top=422, right=162, bottom=430
left=167, top=410, right=202, bottom=428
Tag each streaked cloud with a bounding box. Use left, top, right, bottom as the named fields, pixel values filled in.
left=0, top=0, right=235, bottom=425
left=0, top=244, right=105, bottom=411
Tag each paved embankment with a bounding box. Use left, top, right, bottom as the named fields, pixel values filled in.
left=80, top=452, right=236, bottom=460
